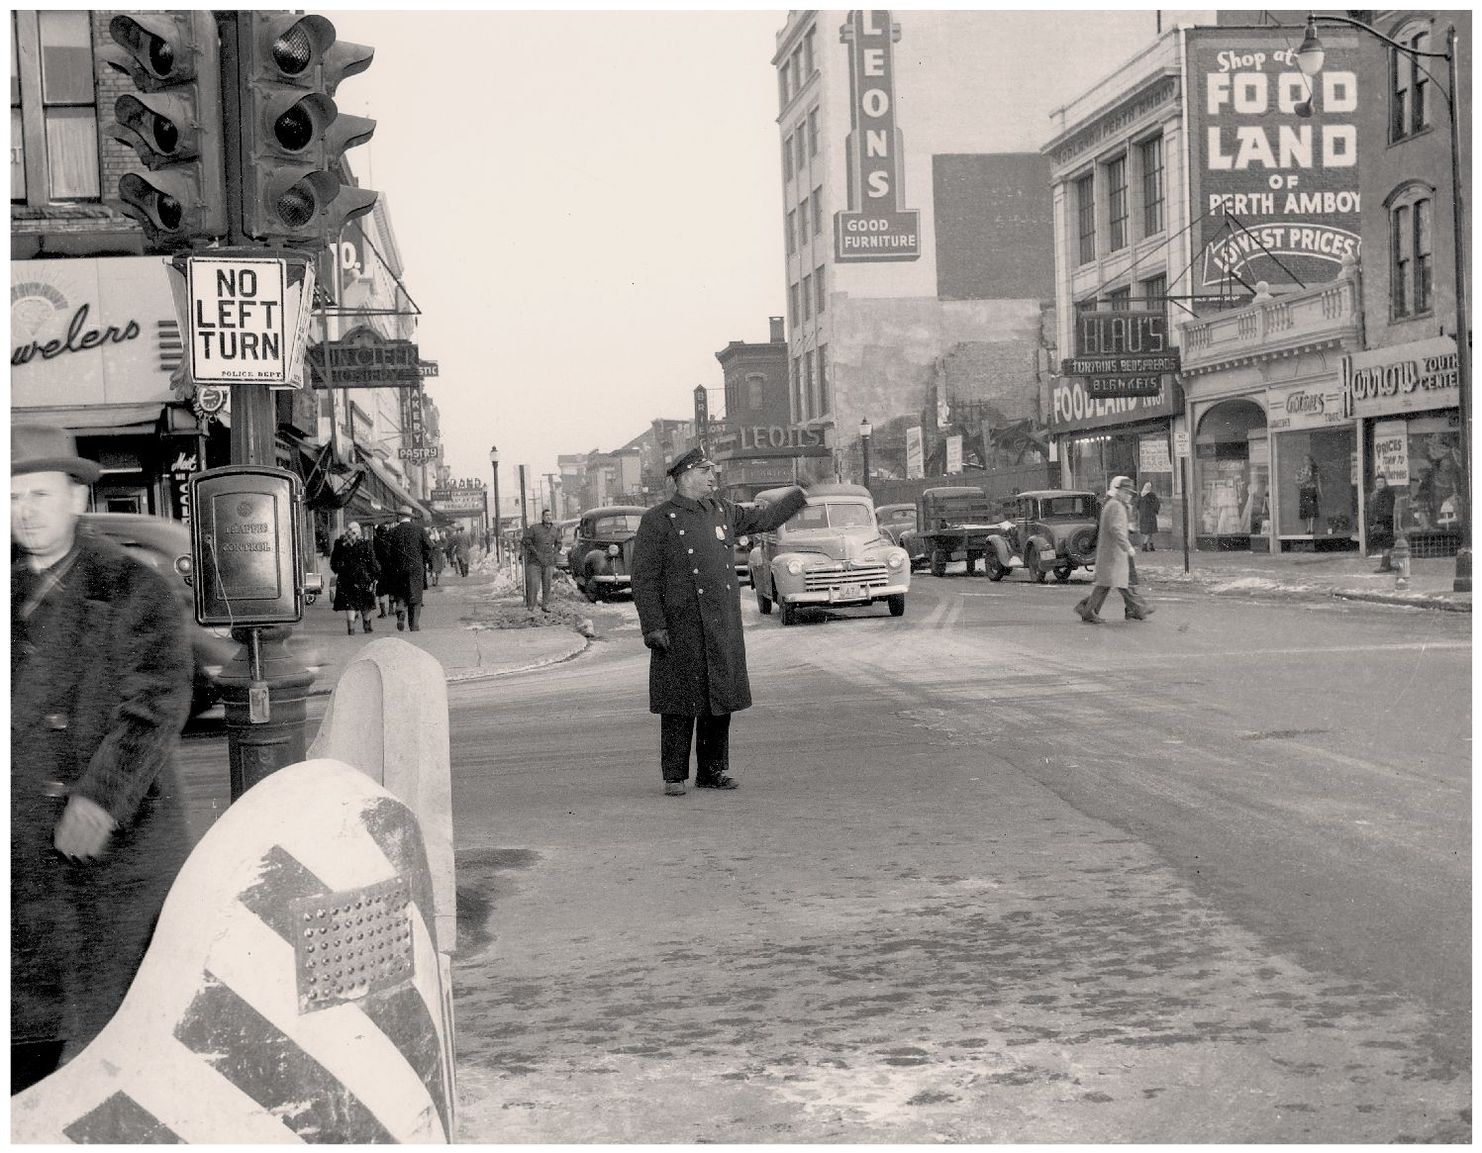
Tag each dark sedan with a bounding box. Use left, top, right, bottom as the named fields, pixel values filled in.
left=568, top=506, right=647, bottom=601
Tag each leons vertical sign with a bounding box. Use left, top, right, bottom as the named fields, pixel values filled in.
left=834, top=10, right=920, bottom=262
left=1190, top=27, right=1361, bottom=290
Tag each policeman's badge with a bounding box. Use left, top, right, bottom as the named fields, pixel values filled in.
left=715, top=525, right=726, bottom=541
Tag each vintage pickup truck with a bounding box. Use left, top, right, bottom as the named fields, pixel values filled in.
left=899, top=485, right=1003, bottom=577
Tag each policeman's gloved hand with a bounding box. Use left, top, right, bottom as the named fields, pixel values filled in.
left=643, top=628, right=670, bottom=654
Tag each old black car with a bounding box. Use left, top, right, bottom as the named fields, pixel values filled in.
left=568, top=505, right=647, bottom=601
left=984, top=489, right=1100, bottom=583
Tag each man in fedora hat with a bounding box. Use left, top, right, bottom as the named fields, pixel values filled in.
left=10, top=424, right=193, bottom=1091
left=631, top=447, right=831, bottom=796
left=384, top=504, right=434, bottom=631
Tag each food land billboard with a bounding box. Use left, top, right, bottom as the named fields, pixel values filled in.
left=1188, top=26, right=1362, bottom=291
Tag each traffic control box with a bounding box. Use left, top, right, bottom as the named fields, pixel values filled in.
left=190, top=465, right=306, bottom=626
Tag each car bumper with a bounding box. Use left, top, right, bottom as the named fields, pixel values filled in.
left=782, top=580, right=909, bottom=606
left=590, top=573, right=632, bottom=588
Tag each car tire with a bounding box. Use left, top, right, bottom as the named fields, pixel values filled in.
left=1025, top=545, right=1048, bottom=583
left=1054, top=563, right=1073, bottom=583
left=930, top=548, right=947, bottom=578
left=986, top=555, right=1008, bottom=582
left=756, top=583, right=772, bottom=614
left=779, top=597, right=797, bottom=626
left=582, top=579, right=601, bottom=603
left=887, top=593, right=906, bottom=617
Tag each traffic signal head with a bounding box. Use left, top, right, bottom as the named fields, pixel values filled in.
left=103, top=13, right=226, bottom=249
left=238, top=13, right=378, bottom=249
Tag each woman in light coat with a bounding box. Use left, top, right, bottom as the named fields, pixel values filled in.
left=1076, top=476, right=1153, bottom=623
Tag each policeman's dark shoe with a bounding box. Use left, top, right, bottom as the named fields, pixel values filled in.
left=696, top=775, right=738, bottom=790
left=664, top=781, right=687, bottom=797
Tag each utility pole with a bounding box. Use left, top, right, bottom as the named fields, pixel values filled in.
left=544, top=472, right=558, bottom=518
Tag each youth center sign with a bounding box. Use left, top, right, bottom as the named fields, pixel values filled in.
left=833, top=10, right=920, bottom=262
left=1189, top=28, right=1362, bottom=289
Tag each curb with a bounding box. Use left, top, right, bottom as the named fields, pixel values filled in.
left=443, top=631, right=593, bottom=683
left=1139, top=573, right=1470, bottom=612
left=1331, top=589, right=1472, bottom=613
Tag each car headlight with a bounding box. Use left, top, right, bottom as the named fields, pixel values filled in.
left=786, top=559, right=804, bottom=576
left=737, top=535, right=749, bottom=547
left=607, top=544, right=620, bottom=557
left=887, top=553, right=904, bottom=569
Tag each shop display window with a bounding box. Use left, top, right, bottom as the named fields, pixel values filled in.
left=1402, top=418, right=1463, bottom=533
left=1275, top=428, right=1356, bottom=541
left=1196, top=445, right=1258, bottom=536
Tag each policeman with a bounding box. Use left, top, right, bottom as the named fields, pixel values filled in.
left=632, top=447, right=828, bottom=796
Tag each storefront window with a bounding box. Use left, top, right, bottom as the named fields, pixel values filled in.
left=1194, top=399, right=1265, bottom=548
left=1275, top=428, right=1356, bottom=541
left=1402, top=417, right=1463, bottom=532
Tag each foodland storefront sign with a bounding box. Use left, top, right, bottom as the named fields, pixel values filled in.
left=1189, top=27, right=1362, bottom=290
left=833, top=10, right=920, bottom=263
left=1048, top=375, right=1183, bottom=435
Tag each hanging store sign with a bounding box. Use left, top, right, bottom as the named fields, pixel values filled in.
left=1188, top=27, right=1362, bottom=290
left=1266, top=381, right=1348, bottom=432
left=398, top=445, right=441, bottom=464
left=307, top=325, right=434, bottom=389
left=833, top=10, right=920, bottom=263
left=429, top=487, right=487, bottom=513
left=1062, top=310, right=1179, bottom=397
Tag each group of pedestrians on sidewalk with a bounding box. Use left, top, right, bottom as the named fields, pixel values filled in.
left=330, top=505, right=434, bottom=634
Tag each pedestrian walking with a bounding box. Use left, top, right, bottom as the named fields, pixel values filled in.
left=384, top=505, right=434, bottom=632
left=329, top=520, right=380, bottom=634
left=450, top=527, right=470, bottom=578
left=1136, top=481, right=1161, bottom=551
left=373, top=522, right=393, bottom=618
left=1075, top=475, right=1154, bottom=624
left=632, top=448, right=829, bottom=796
left=10, top=425, right=194, bottom=1093
left=521, top=510, right=561, bottom=611
left=427, top=528, right=446, bottom=587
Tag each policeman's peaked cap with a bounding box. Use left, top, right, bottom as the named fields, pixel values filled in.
left=666, top=447, right=714, bottom=480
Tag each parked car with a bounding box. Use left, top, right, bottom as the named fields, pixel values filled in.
left=984, top=489, right=1101, bottom=583
left=81, top=512, right=238, bottom=716
left=747, top=483, right=909, bottom=625
left=554, top=517, right=580, bottom=572
left=568, top=506, right=647, bottom=601
left=904, top=486, right=1000, bottom=576
left=874, top=502, right=918, bottom=551
left=731, top=501, right=757, bottom=587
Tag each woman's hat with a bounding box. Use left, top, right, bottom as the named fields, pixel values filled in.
left=1109, top=475, right=1134, bottom=496
left=11, top=424, right=101, bottom=484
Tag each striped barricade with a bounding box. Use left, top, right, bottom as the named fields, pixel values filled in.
left=11, top=758, right=456, bottom=1143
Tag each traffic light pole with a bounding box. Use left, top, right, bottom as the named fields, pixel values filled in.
left=216, top=11, right=312, bottom=801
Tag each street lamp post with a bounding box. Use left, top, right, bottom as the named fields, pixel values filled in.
left=488, top=444, right=502, bottom=564
left=859, top=417, right=873, bottom=496
left=1296, top=14, right=1470, bottom=592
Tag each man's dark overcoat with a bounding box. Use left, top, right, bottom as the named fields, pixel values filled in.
left=632, top=488, right=807, bottom=716
left=11, top=530, right=193, bottom=1050
left=384, top=518, right=434, bottom=605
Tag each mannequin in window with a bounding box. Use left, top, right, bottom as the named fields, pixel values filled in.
left=1295, top=454, right=1321, bottom=534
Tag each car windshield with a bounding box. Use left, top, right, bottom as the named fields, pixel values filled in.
left=1039, top=496, right=1097, bottom=518
left=788, top=501, right=875, bottom=531
left=591, top=514, right=641, bottom=535
left=879, top=508, right=915, bottom=526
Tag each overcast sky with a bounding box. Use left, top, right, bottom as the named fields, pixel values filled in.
left=328, top=6, right=1216, bottom=500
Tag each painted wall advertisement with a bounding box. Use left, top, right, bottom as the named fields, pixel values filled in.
left=1189, top=27, right=1362, bottom=290
left=834, top=9, right=920, bottom=262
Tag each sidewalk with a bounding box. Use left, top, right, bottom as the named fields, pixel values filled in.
left=1131, top=545, right=1472, bottom=612
left=296, top=557, right=590, bottom=696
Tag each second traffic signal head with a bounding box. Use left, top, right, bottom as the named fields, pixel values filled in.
left=103, top=13, right=226, bottom=248
left=237, top=13, right=378, bottom=249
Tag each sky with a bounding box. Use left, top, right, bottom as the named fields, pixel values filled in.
left=327, top=6, right=1218, bottom=501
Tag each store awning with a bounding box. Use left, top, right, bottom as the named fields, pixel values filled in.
left=355, top=448, right=432, bottom=522
left=20, top=403, right=166, bottom=436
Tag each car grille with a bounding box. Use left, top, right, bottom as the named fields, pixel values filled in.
left=803, top=562, right=890, bottom=591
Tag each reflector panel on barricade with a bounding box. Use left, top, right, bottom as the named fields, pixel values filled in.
left=11, top=759, right=455, bottom=1144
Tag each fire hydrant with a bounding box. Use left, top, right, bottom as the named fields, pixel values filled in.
left=1391, top=532, right=1411, bottom=590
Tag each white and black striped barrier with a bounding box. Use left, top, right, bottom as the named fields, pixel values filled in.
left=13, top=640, right=458, bottom=1143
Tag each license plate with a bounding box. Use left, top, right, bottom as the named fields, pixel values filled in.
left=831, top=582, right=864, bottom=603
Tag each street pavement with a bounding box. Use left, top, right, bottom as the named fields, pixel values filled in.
left=286, top=546, right=1468, bottom=696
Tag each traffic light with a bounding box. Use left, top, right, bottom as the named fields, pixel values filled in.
left=103, top=13, right=227, bottom=249
left=238, top=13, right=377, bottom=249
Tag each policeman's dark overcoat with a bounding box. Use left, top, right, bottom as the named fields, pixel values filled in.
left=632, top=488, right=807, bottom=716
left=11, top=531, right=193, bottom=1049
